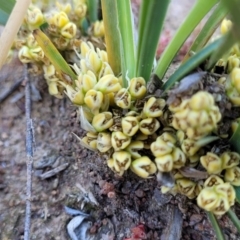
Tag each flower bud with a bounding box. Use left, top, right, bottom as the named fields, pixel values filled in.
left=107, top=158, right=123, bottom=175
left=150, top=137, right=174, bottom=157
left=111, top=131, right=131, bottom=151
left=82, top=71, right=97, bottom=93
left=142, top=97, right=165, bottom=118
left=112, top=151, right=131, bottom=174
left=114, top=89, right=131, bottom=109
left=95, top=74, right=121, bottom=94
left=129, top=77, right=146, bottom=99
left=125, top=141, right=144, bottom=159
left=82, top=136, right=97, bottom=149
left=85, top=49, right=102, bottom=73
left=98, top=62, right=114, bottom=79
left=97, top=132, right=112, bottom=153
left=48, top=81, right=59, bottom=96
left=176, top=178, right=196, bottom=198
left=172, top=147, right=186, bottom=169
left=159, top=132, right=177, bottom=144
left=204, top=175, right=224, bottom=187
left=121, top=116, right=139, bottom=136
left=189, top=91, right=214, bottom=111
left=197, top=187, right=219, bottom=212
left=81, top=41, right=94, bottom=58
left=139, top=118, right=160, bottom=135
left=74, top=2, right=87, bottom=18
left=216, top=183, right=236, bottom=207
left=60, top=22, right=77, bottom=38
left=221, top=151, right=240, bottom=169
left=220, top=18, right=232, bottom=35
left=29, top=47, right=44, bottom=61
left=97, top=48, right=108, bottom=62
left=224, top=166, right=240, bottom=186
left=130, top=157, right=157, bottom=178
left=26, top=7, right=44, bottom=30
left=200, top=152, right=222, bottom=174
left=18, top=46, right=32, bottom=63
left=84, top=89, right=103, bottom=114
left=230, top=67, right=240, bottom=93
left=65, top=85, right=85, bottom=105
left=155, top=154, right=173, bottom=172
left=181, top=136, right=218, bottom=157
left=93, top=20, right=105, bottom=37
left=92, top=112, right=113, bottom=132
left=52, top=37, right=70, bottom=50
left=51, top=11, right=69, bottom=28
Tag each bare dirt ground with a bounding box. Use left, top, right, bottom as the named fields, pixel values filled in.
left=1, top=1, right=240, bottom=240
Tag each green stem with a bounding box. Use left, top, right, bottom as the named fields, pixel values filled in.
left=227, top=209, right=240, bottom=233
left=207, top=212, right=225, bottom=240
left=154, top=0, right=218, bottom=80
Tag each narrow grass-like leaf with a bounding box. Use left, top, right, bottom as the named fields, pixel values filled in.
left=0, top=9, right=9, bottom=25
left=227, top=209, right=240, bottom=233
left=207, top=31, right=236, bottom=70
left=184, top=2, right=228, bottom=61
left=154, top=0, right=218, bottom=80
left=101, top=0, right=121, bottom=76
left=207, top=212, right=225, bottom=240
left=221, top=0, right=240, bottom=39
left=87, top=0, right=98, bottom=22
left=0, top=0, right=31, bottom=70
left=234, top=186, right=240, bottom=204
left=207, top=0, right=240, bottom=69
left=229, top=122, right=240, bottom=153
left=116, top=0, right=136, bottom=86
left=136, top=0, right=170, bottom=82
left=33, top=29, right=77, bottom=83
left=0, top=0, right=15, bottom=14
left=162, top=36, right=226, bottom=92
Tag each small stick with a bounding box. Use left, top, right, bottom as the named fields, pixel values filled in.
left=24, top=65, right=34, bottom=240
left=0, top=78, right=23, bottom=103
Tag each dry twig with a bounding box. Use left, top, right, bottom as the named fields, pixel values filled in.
left=24, top=65, right=34, bottom=240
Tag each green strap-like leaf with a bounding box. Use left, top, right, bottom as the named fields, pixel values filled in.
left=229, top=122, right=240, bottom=153
left=184, top=2, right=228, bottom=61
left=207, top=212, right=225, bottom=240
left=0, top=0, right=15, bottom=14
left=136, top=0, right=170, bottom=82
left=154, top=0, right=218, bottom=80
left=0, top=9, right=9, bottom=25
left=207, top=31, right=236, bottom=70
left=116, top=0, right=136, bottom=87
left=101, top=0, right=121, bottom=76
left=87, top=0, right=99, bottom=22
left=207, top=0, right=240, bottom=69
left=33, top=29, right=77, bottom=84
left=227, top=209, right=240, bottom=233
left=162, top=36, right=226, bottom=92
left=234, top=186, right=240, bottom=204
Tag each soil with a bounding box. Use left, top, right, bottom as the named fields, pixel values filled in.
left=1, top=1, right=240, bottom=240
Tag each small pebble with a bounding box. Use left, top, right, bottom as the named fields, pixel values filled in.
left=135, top=189, right=145, bottom=198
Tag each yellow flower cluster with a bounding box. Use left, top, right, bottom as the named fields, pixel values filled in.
left=151, top=132, right=186, bottom=172
left=170, top=91, right=222, bottom=140
left=197, top=175, right=235, bottom=215
left=66, top=41, right=168, bottom=178
left=217, top=18, right=240, bottom=106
